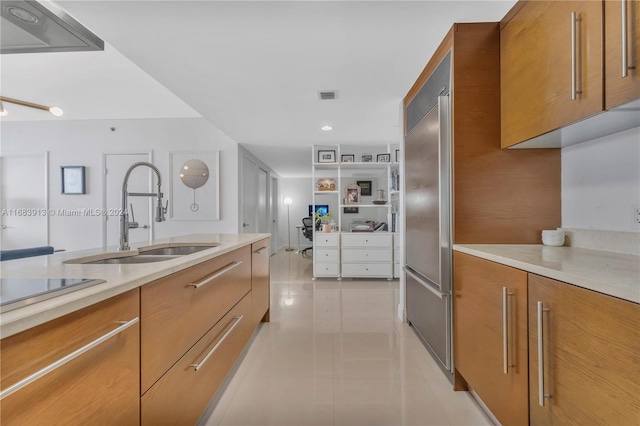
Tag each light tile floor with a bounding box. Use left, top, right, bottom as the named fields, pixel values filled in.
left=203, top=251, right=491, bottom=426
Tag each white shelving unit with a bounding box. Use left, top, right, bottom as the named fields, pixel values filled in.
left=311, top=145, right=400, bottom=279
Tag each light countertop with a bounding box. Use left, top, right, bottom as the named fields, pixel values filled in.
left=0, top=233, right=270, bottom=339
left=453, top=244, right=640, bottom=305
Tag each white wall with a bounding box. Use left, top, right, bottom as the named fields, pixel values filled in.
left=1, top=117, right=239, bottom=252
left=562, top=127, right=640, bottom=232
left=278, top=178, right=312, bottom=251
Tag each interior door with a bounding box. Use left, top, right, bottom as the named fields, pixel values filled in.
left=241, top=157, right=257, bottom=233
left=104, top=153, right=152, bottom=248
left=257, top=168, right=268, bottom=233
left=270, top=177, right=278, bottom=253
left=0, top=153, right=48, bottom=249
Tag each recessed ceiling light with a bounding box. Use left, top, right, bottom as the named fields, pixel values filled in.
left=7, top=6, right=39, bottom=24
left=321, top=125, right=333, bottom=131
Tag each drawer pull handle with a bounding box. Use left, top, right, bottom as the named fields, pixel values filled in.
left=254, top=246, right=268, bottom=254
left=0, top=317, right=139, bottom=400
left=537, top=302, right=552, bottom=406
left=190, top=315, right=243, bottom=371
left=503, top=287, right=514, bottom=374
left=189, top=261, right=243, bottom=289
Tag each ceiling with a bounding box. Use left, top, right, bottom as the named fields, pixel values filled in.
left=1, top=1, right=516, bottom=177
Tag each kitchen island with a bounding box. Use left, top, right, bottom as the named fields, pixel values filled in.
left=0, top=233, right=271, bottom=426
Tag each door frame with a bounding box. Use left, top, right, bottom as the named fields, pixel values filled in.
left=0, top=151, right=50, bottom=247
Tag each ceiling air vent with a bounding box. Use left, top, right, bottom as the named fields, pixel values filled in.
left=318, top=90, right=338, bottom=100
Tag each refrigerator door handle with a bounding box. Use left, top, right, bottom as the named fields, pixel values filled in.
left=404, top=267, right=445, bottom=299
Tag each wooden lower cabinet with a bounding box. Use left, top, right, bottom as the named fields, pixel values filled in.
left=141, top=292, right=254, bottom=425
left=251, top=238, right=270, bottom=324
left=529, top=274, right=640, bottom=425
left=140, top=246, right=251, bottom=392
left=0, top=289, right=140, bottom=426
left=453, top=252, right=529, bottom=425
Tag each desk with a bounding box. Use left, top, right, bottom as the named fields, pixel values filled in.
left=295, top=225, right=304, bottom=253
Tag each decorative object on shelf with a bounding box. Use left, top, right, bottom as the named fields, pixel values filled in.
left=343, top=207, right=359, bottom=214
left=361, top=154, right=373, bottom=162
left=317, top=150, right=336, bottom=163
left=345, top=183, right=361, bottom=204
left=341, top=154, right=355, bottom=163
left=61, top=166, right=86, bottom=194
left=372, top=189, right=387, bottom=204
left=170, top=151, right=219, bottom=220
left=314, top=210, right=334, bottom=233
left=350, top=220, right=375, bottom=232
left=377, top=153, right=391, bottom=163
left=390, top=170, right=400, bottom=191
left=317, top=178, right=336, bottom=191
left=395, top=149, right=400, bottom=162
left=284, top=197, right=294, bottom=251
left=356, top=180, right=372, bottom=196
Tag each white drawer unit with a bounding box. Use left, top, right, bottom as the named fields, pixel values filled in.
left=315, top=248, right=339, bottom=263
left=341, top=233, right=392, bottom=247
left=342, top=263, right=393, bottom=278
left=341, top=249, right=392, bottom=263
left=314, top=262, right=340, bottom=277
left=340, top=232, right=394, bottom=279
left=313, top=233, right=340, bottom=278
left=315, top=233, right=340, bottom=247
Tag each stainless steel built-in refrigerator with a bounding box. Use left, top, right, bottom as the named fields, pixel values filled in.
left=403, top=52, right=453, bottom=381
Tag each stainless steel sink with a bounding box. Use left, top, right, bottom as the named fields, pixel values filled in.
left=139, top=245, right=218, bottom=256
left=86, top=255, right=180, bottom=265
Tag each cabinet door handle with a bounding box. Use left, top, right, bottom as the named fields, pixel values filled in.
left=622, top=0, right=629, bottom=77
left=254, top=246, right=268, bottom=254
left=190, top=315, right=243, bottom=371
left=189, top=261, right=243, bottom=289
left=571, top=12, right=583, bottom=100
left=503, top=287, right=514, bottom=374
left=0, top=317, right=139, bottom=400
left=537, top=301, right=551, bottom=406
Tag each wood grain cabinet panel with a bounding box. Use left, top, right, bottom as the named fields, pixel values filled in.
left=251, top=238, right=270, bottom=324
left=140, top=246, right=251, bottom=392
left=605, top=0, right=640, bottom=108
left=528, top=274, right=640, bottom=425
left=0, top=289, right=139, bottom=426
left=453, top=252, right=528, bottom=426
left=141, top=293, right=254, bottom=426
left=501, top=0, right=604, bottom=148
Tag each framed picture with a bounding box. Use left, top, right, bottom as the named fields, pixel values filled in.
left=377, top=153, right=391, bottom=163
left=345, top=183, right=361, bottom=205
left=61, top=166, right=86, bottom=194
left=356, top=180, right=372, bottom=196
left=361, top=154, right=373, bottom=163
left=170, top=151, right=220, bottom=220
left=343, top=207, right=359, bottom=214
left=395, top=149, right=400, bottom=162
left=318, top=150, right=336, bottom=163
left=317, top=178, right=336, bottom=191
left=341, top=154, right=355, bottom=163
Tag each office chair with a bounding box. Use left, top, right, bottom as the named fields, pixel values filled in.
left=301, top=217, right=313, bottom=255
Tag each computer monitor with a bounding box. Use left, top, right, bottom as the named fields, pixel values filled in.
left=309, top=204, right=329, bottom=217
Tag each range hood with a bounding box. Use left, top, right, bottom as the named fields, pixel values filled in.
left=1, top=0, right=103, bottom=54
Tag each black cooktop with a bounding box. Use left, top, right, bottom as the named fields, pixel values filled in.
left=0, top=278, right=106, bottom=313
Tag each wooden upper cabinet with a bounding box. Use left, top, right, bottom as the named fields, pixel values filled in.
left=529, top=274, right=640, bottom=425
left=501, top=1, right=604, bottom=148
left=605, top=0, right=640, bottom=108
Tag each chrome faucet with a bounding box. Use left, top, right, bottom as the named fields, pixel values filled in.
left=119, top=161, right=167, bottom=251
